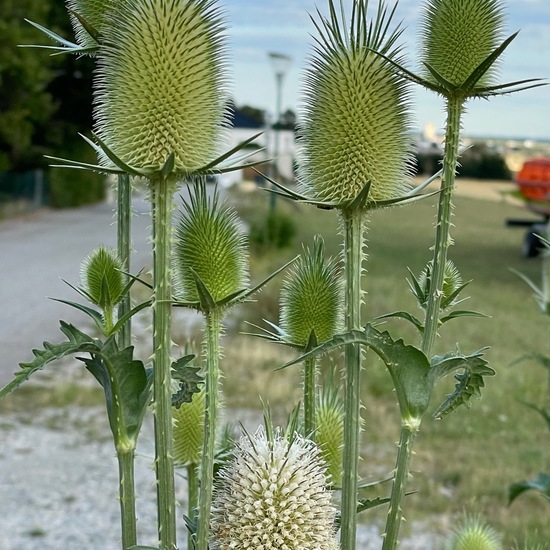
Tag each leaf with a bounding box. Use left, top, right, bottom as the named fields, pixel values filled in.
left=509, top=472, right=550, bottom=504
left=281, top=324, right=432, bottom=421
left=171, top=355, right=203, bottom=408
left=79, top=337, right=151, bottom=445
left=0, top=322, right=100, bottom=400
left=440, top=310, right=489, bottom=325
left=376, top=311, right=424, bottom=334
left=430, top=348, right=494, bottom=419
left=519, top=400, right=550, bottom=432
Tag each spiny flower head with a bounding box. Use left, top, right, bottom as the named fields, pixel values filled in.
left=448, top=513, right=502, bottom=550
left=172, top=389, right=206, bottom=466
left=94, top=0, right=228, bottom=178
left=66, top=0, right=114, bottom=51
left=210, top=427, right=339, bottom=550
left=420, top=0, right=505, bottom=89
left=173, top=182, right=249, bottom=305
left=80, top=246, right=126, bottom=310
left=298, top=0, right=413, bottom=206
left=280, top=236, right=342, bottom=348
left=411, top=259, right=465, bottom=311
left=315, top=381, right=344, bottom=487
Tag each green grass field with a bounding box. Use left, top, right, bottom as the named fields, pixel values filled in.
left=227, top=182, right=550, bottom=547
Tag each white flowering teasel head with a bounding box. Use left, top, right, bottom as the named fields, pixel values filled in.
left=94, top=0, right=229, bottom=180
left=210, top=427, right=339, bottom=550
left=298, top=0, right=414, bottom=207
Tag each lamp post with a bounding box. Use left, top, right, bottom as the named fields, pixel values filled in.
left=268, top=52, right=292, bottom=211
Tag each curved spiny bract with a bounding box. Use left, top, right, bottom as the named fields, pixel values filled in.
left=174, top=182, right=249, bottom=305
left=280, top=236, right=342, bottom=348
left=66, top=0, right=115, bottom=51
left=420, top=0, right=505, bottom=89
left=94, top=0, right=229, bottom=179
left=298, top=0, right=413, bottom=206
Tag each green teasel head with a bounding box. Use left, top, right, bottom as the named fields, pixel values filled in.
left=94, top=0, right=229, bottom=179
left=80, top=246, right=126, bottom=310
left=411, top=259, right=466, bottom=311
left=279, top=236, right=342, bottom=348
left=419, top=0, right=505, bottom=90
left=448, top=513, right=502, bottom=550
left=298, top=0, right=414, bottom=206
left=66, top=0, right=114, bottom=51
left=315, top=379, right=344, bottom=486
left=173, top=182, right=249, bottom=305
left=172, top=389, right=206, bottom=466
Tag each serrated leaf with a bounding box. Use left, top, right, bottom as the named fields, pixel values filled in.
left=171, top=355, right=203, bottom=407
left=430, top=349, right=494, bottom=419
left=0, top=322, right=100, bottom=400
left=79, top=337, right=151, bottom=445
left=509, top=472, right=550, bottom=504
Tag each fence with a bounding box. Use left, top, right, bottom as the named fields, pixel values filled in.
left=0, top=170, right=49, bottom=216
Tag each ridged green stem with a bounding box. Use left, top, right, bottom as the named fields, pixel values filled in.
left=340, top=208, right=365, bottom=550
left=303, top=356, right=318, bottom=437
left=151, top=178, right=177, bottom=550
left=383, top=97, right=465, bottom=550
left=117, top=173, right=132, bottom=350
left=117, top=449, right=137, bottom=549
left=196, top=308, right=223, bottom=550
left=382, top=426, right=417, bottom=550
left=422, top=97, right=464, bottom=357
left=187, top=463, right=199, bottom=550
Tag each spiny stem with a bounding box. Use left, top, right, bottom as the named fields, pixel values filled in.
left=151, top=177, right=177, bottom=550
left=196, top=308, right=223, bottom=550
left=422, top=96, right=464, bottom=357
left=118, top=449, right=137, bottom=549
left=117, top=173, right=132, bottom=350
left=340, top=208, right=365, bottom=550
left=382, top=425, right=417, bottom=550
left=383, top=97, right=465, bottom=550
left=303, top=356, right=318, bottom=437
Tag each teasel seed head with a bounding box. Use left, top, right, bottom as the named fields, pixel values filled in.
left=412, top=259, right=465, bottom=311
left=298, top=0, right=413, bottom=206
left=210, top=427, right=339, bottom=550
left=94, top=0, right=229, bottom=178
left=173, top=182, right=248, bottom=305
left=315, top=380, right=344, bottom=487
left=66, top=0, right=114, bottom=51
left=172, top=389, right=206, bottom=466
left=280, top=236, right=342, bottom=348
left=80, top=246, right=126, bottom=310
left=448, top=514, right=502, bottom=550
left=420, top=0, right=505, bottom=90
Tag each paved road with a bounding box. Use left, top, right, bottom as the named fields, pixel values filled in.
left=0, top=197, right=154, bottom=387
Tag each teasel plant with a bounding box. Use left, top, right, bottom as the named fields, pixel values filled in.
left=0, top=246, right=152, bottom=550
left=37, top=0, right=266, bottom=546
left=249, top=235, right=343, bottom=437
left=262, top=2, right=423, bottom=547
left=360, top=1, right=546, bottom=546
left=172, top=182, right=295, bottom=550
left=210, top=422, right=340, bottom=550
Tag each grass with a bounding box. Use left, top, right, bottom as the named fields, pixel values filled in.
left=227, top=182, right=550, bottom=547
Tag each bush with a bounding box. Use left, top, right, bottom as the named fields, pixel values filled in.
left=249, top=209, right=297, bottom=250
left=48, top=139, right=106, bottom=208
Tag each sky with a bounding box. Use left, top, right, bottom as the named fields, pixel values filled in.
left=221, top=0, right=550, bottom=140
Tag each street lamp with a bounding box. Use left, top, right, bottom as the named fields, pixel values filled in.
left=268, top=52, right=292, bottom=211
